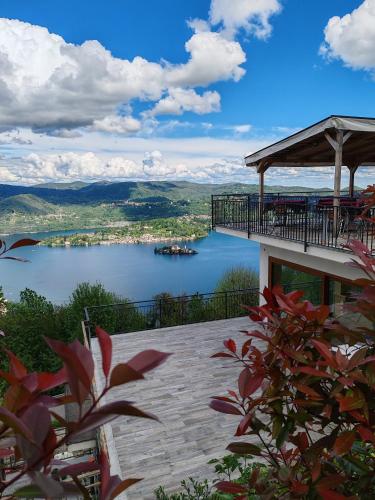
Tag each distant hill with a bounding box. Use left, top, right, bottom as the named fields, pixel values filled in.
left=0, top=181, right=336, bottom=233
left=0, top=181, right=320, bottom=206
left=0, top=194, right=57, bottom=215
left=34, top=181, right=90, bottom=190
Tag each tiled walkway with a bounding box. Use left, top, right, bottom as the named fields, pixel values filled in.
left=92, top=317, right=260, bottom=499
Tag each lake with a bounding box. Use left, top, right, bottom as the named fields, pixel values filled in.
left=0, top=230, right=259, bottom=304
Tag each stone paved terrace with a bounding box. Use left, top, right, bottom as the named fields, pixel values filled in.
left=91, top=316, right=260, bottom=499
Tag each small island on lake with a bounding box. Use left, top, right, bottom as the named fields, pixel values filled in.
left=154, top=244, right=198, bottom=255
left=40, top=216, right=209, bottom=248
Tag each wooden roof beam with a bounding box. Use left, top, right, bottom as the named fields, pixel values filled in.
left=325, top=131, right=352, bottom=151
left=256, top=160, right=269, bottom=173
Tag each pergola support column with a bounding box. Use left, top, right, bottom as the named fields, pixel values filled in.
left=257, top=161, right=268, bottom=227
left=348, top=165, right=359, bottom=197
left=334, top=129, right=343, bottom=200
left=325, top=130, right=351, bottom=238
left=259, top=171, right=264, bottom=202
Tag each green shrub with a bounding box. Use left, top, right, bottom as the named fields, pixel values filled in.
left=155, top=455, right=270, bottom=499
left=0, top=289, right=65, bottom=393
left=214, top=266, right=258, bottom=294
left=0, top=283, right=135, bottom=393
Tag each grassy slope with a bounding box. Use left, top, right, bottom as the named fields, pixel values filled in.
left=0, top=194, right=57, bottom=215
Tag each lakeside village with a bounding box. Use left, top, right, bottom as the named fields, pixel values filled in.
left=39, top=215, right=210, bottom=248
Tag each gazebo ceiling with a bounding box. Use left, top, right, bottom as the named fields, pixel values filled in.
left=245, top=116, right=375, bottom=170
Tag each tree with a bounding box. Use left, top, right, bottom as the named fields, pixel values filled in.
left=214, top=267, right=259, bottom=319
left=0, top=287, right=6, bottom=317
left=214, top=266, right=258, bottom=294
left=0, top=289, right=66, bottom=392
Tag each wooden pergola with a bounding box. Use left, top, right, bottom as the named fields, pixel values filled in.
left=245, top=115, right=375, bottom=204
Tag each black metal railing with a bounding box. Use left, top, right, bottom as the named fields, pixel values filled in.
left=212, top=192, right=374, bottom=253
left=83, top=288, right=259, bottom=342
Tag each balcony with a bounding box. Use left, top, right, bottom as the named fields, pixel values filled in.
left=212, top=192, right=374, bottom=253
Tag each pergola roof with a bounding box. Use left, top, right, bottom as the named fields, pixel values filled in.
left=245, top=115, right=375, bottom=171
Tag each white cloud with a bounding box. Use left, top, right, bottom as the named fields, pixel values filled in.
left=321, top=0, right=375, bottom=70
left=0, top=17, right=247, bottom=132
left=232, top=124, right=252, bottom=134
left=209, top=0, right=282, bottom=39
left=166, top=30, right=246, bottom=86
left=150, top=88, right=221, bottom=116
left=0, top=165, right=18, bottom=182
left=1, top=142, right=373, bottom=188
left=1, top=150, right=255, bottom=185
left=0, top=18, right=165, bottom=130
left=12, top=152, right=140, bottom=184
left=0, top=129, right=32, bottom=145
left=0, top=0, right=284, bottom=135
left=45, top=129, right=82, bottom=139
left=92, top=115, right=141, bottom=134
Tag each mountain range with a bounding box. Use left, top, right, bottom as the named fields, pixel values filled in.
left=0, top=180, right=319, bottom=214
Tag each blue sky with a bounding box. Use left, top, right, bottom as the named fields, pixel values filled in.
left=0, top=0, right=374, bottom=187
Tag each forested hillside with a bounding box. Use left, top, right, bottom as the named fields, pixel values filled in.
left=0, top=180, right=322, bottom=233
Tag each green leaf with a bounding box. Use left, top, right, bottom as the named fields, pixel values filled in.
left=226, top=442, right=262, bottom=456
left=12, top=485, right=44, bottom=497
left=276, top=421, right=293, bottom=449
left=272, top=415, right=282, bottom=440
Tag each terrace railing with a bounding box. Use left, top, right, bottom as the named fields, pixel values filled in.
left=83, top=288, right=259, bottom=342
left=212, top=192, right=374, bottom=253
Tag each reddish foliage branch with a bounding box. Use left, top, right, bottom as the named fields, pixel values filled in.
left=0, top=326, right=171, bottom=498
left=210, top=186, right=375, bottom=498
left=0, top=238, right=40, bottom=262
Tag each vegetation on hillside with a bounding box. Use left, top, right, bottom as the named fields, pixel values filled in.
left=0, top=194, right=58, bottom=216
left=0, top=180, right=315, bottom=205
left=0, top=180, right=321, bottom=233
left=0, top=202, right=131, bottom=234
left=40, top=216, right=210, bottom=247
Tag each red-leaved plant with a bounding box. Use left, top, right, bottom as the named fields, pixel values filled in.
left=210, top=186, right=375, bottom=499
left=0, top=325, right=170, bottom=498
left=0, top=237, right=172, bottom=498
left=0, top=238, right=40, bottom=262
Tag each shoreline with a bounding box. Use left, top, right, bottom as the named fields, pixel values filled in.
left=41, top=233, right=205, bottom=248
left=0, top=221, right=133, bottom=237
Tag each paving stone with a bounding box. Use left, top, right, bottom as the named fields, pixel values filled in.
left=92, top=317, right=260, bottom=499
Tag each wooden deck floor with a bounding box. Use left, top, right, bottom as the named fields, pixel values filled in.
left=91, top=317, right=260, bottom=499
